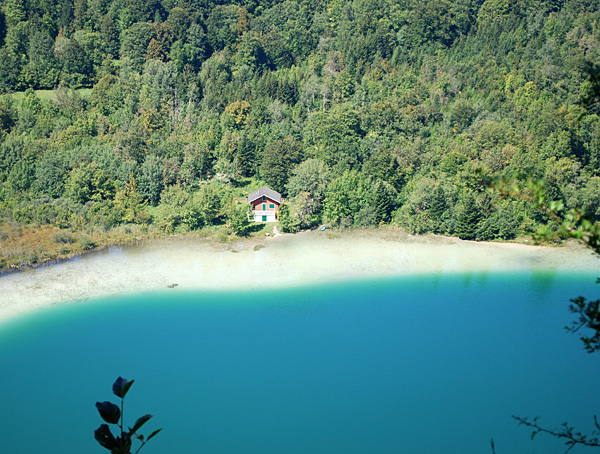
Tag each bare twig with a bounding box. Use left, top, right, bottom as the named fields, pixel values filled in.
left=513, top=416, right=600, bottom=452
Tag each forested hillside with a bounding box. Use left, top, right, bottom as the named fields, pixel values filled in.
left=1, top=0, right=600, bottom=266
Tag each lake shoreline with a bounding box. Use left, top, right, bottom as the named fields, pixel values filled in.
left=0, top=227, right=598, bottom=325
left=0, top=224, right=574, bottom=275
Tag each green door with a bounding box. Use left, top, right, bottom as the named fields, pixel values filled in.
left=262, top=215, right=267, bottom=222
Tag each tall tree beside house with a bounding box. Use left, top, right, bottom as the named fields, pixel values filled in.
left=234, top=131, right=256, bottom=177
left=225, top=201, right=252, bottom=236
left=286, top=158, right=332, bottom=214
left=278, top=203, right=302, bottom=233
left=260, top=136, right=304, bottom=195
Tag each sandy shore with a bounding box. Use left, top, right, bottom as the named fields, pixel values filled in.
left=0, top=229, right=598, bottom=323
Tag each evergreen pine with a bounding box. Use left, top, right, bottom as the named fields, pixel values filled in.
left=374, top=181, right=392, bottom=223
left=429, top=185, right=447, bottom=233
left=455, top=192, right=481, bottom=240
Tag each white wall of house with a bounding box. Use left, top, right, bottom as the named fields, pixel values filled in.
left=253, top=211, right=277, bottom=222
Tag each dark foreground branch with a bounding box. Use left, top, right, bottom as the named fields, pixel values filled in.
left=513, top=415, right=600, bottom=452
left=569, top=294, right=600, bottom=353
left=479, top=173, right=600, bottom=255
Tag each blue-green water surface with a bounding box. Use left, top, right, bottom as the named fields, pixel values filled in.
left=1, top=271, right=599, bottom=453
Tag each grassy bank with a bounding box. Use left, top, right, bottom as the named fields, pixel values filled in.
left=0, top=220, right=279, bottom=272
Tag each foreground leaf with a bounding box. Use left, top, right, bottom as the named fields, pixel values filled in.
left=94, top=424, right=118, bottom=451
left=128, top=414, right=152, bottom=436
left=96, top=401, right=121, bottom=424
left=147, top=428, right=162, bottom=441
left=113, top=377, right=134, bottom=399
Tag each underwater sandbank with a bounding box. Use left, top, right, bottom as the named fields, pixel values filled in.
left=0, top=229, right=597, bottom=323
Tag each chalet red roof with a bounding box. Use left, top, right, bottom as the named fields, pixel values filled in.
left=247, top=186, right=282, bottom=204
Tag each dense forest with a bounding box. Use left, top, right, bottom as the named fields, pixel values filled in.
left=1, top=0, right=600, bottom=267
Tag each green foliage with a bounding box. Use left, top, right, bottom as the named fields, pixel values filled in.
left=486, top=175, right=600, bottom=252
left=323, top=169, right=375, bottom=228
left=100, top=15, right=119, bottom=57
left=154, top=185, right=191, bottom=232
left=205, top=5, right=240, bottom=51
left=286, top=158, right=331, bottom=212
left=225, top=201, right=252, bottom=236
left=235, top=32, right=268, bottom=73
left=34, top=151, right=70, bottom=198
left=90, top=75, right=123, bottom=116
left=11, top=197, right=85, bottom=229
left=373, top=180, right=395, bottom=224
left=454, top=191, right=482, bottom=240
left=304, top=104, right=363, bottom=170
left=170, top=23, right=207, bottom=72
left=362, top=148, right=404, bottom=190
left=52, top=230, right=75, bottom=244
left=0, top=0, right=598, bottom=246
left=54, top=35, right=93, bottom=87
left=179, top=143, right=214, bottom=186
left=138, top=155, right=163, bottom=206
left=155, top=184, right=221, bottom=232
left=278, top=202, right=301, bottom=233
left=113, top=175, right=150, bottom=224
left=64, top=162, right=116, bottom=204
left=77, top=235, right=96, bottom=250
left=429, top=185, right=447, bottom=225
left=120, top=22, right=155, bottom=72
left=260, top=136, right=304, bottom=194
left=7, top=158, right=34, bottom=191
left=0, top=96, right=16, bottom=137
left=0, top=133, right=25, bottom=179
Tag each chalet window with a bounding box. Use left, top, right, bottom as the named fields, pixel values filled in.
left=269, top=203, right=275, bottom=209
left=262, top=196, right=266, bottom=201
left=262, top=203, right=266, bottom=210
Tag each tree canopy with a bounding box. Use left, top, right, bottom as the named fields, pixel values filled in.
left=1, top=0, right=600, bottom=262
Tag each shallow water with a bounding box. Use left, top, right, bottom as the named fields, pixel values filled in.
left=0, top=271, right=599, bottom=453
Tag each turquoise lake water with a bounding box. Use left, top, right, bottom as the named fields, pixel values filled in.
left=1, top=271, right=599, bottom=453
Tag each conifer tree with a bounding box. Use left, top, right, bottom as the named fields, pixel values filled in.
left=2, top=0, right=26, bottom=28
left=455, top=191, right=481, bottom=240
left=374, top=181, right=393, bottom=223
left=429, top=185, right=447, bottom=219
left=429, top=185, right=447, bottom=232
